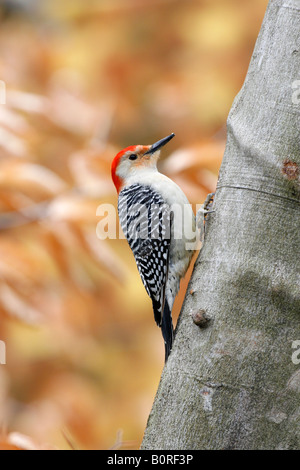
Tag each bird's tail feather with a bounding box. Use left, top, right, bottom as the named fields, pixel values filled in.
left=161, top=301, right=174, bottom=362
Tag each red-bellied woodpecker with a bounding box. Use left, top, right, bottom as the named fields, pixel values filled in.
left=111, top=134, right=196, bottom=361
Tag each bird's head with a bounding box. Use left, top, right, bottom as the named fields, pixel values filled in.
left=111, top=133, right=175, bottom=193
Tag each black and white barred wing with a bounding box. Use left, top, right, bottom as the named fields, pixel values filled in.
left=118, top=184, right=171, bottom=326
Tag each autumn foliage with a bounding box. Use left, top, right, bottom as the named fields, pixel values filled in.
left=0, top=0, right=268, bottom=450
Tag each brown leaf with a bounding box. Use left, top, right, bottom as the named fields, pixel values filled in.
left=6, top=433, right=57, bottom=451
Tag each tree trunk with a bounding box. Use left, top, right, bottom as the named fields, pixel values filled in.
left=141, top=0, right=300, bottom=450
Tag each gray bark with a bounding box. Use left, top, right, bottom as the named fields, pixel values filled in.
left=142, top=0, right=300, bottom=450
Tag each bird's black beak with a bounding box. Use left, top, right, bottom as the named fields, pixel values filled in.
left=144, top=133, right=175, bottom=155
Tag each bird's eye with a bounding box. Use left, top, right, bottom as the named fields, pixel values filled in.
left=129, top=154, right=138, bottom=161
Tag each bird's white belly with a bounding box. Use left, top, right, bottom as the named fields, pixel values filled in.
left=126, top=171, right=196, bottom=310
left=125, top=170, right=196, bottom=310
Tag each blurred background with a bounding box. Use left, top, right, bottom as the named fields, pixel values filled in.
left=0, top=0, right=268, bottom=450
